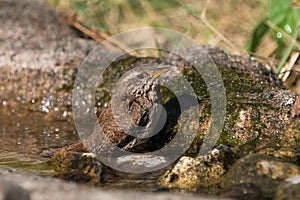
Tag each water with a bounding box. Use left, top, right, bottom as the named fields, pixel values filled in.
left=0, top=105, right=78, bottom=160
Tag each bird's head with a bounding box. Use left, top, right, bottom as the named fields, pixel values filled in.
left=112, top=64, right=180, bottom=101
left=110, top=64, right=180, bottom=140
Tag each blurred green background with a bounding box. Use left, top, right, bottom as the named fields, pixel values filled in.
left=40, top=0, right=268, bottom=54
left=40, top=0, right=299, bottom=86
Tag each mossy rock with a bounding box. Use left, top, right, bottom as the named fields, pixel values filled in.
left=50, top=144, right=102, bottom=185
left=49, top=46, right=300, bottom=195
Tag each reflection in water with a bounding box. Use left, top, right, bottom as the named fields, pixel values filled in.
left=0, top=106, right=78, bottom=158
left=0, top=66, right=81, bottom=159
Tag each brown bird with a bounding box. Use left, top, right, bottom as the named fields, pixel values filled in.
left=84, top=64, right=181, bottom=155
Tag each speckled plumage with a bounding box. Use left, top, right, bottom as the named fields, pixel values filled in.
left=84, top=64, right=180, bottom=155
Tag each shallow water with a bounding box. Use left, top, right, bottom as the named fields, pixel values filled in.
left=0, top=105, right=78, bottom=159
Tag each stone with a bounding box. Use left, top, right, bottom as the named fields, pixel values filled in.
left=0, top=0, right=96, bottom=69
left=0, top=168, right=228, bottom=200
left=158, top=145, right=235, bottom=191
left=218, top=183, right=263, bottom=200
left=275, top=175, right=300, bottom=200
left=50, top=145, right=103, bottom=185
left=222, top=154, right=300, bottom=199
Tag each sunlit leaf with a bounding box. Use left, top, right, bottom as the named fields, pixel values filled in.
left=246, top=19, right=269, bottom=53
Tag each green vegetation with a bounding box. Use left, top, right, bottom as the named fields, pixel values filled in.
left=41, top=0, right=299, bottom=81
left=247, top=0, right=300, bottom=73
left=0, top=157, right=54, bottom=176
left=41, top=0, right=267, bottom=53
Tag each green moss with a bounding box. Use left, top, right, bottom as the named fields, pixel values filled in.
left=177, top=64, right=290, bottom=156
left=0, top=157, right=17, bottom=162
left=0, top=157, right=53, bottom=174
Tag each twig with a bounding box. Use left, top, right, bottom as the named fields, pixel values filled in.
left=61, top=13, right=138, bottom=56
left=279, top=51, right=300, bottom=81
left=200, top=0, right=239, bottom=53
left=182, top=0, right=239, bottom=53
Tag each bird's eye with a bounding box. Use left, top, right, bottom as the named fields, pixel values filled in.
left=137, top=74, right=144, bottom=79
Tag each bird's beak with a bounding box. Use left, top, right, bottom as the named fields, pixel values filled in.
left=152, top=68, right=170, bottom=79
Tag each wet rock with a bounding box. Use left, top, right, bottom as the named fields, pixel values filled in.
left=218, top=183, right=263, bottom=200
left=112, top=155, right=172, bottom=172
left=0, top=178, right=30, bottom=200
left=102, top=155, right=174, bottom=189
left=0, top=168, right=228, bottom=200
left=275, top=175, right=300, bottom=200
left=50, top=144, right=103, bottom=185
left=222, top=154, right=300, bottom=199
left=158, top=145, right=235, bottom=191
left=51, top=146, right=170, bottom=189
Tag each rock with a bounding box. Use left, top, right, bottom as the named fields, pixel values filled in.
left=275, top=175, right=300, bottom=200
left=158, top=145, right=235, bottom=191
left=0, top=0, right=96, bottom=69
left=51, top=147, right=171, bottom=188
left=163, top=46, right=280, bottom=85
left=0, top=168, right=228, bottom=200
left=50, top=144, right=103, bottom=185
left=222, top=154, right=300, bottom=199
left=162, top=46, right=300, bottom=162
left=111, top=155, right=171, bottom=172
left=218, top=183, right=263, bottom=200
left=0, top=178, right=30, bottom=200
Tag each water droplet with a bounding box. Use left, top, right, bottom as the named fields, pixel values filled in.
left=44, top=100, right=50, bottom=107
left=276, top=32, right=283, bottom=39
left=284, top=24, right=292, bottom=33
left=31, top=99, right=36, bottom=104
left=40, top=106, right=50, bottom=113
left=40, top=97, right=52, bottom=113
left=87, top=94, right=93, bottom=101
left=57, top=97, right=63, bottom=102
left=2, top=100, right=7, bottom=106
